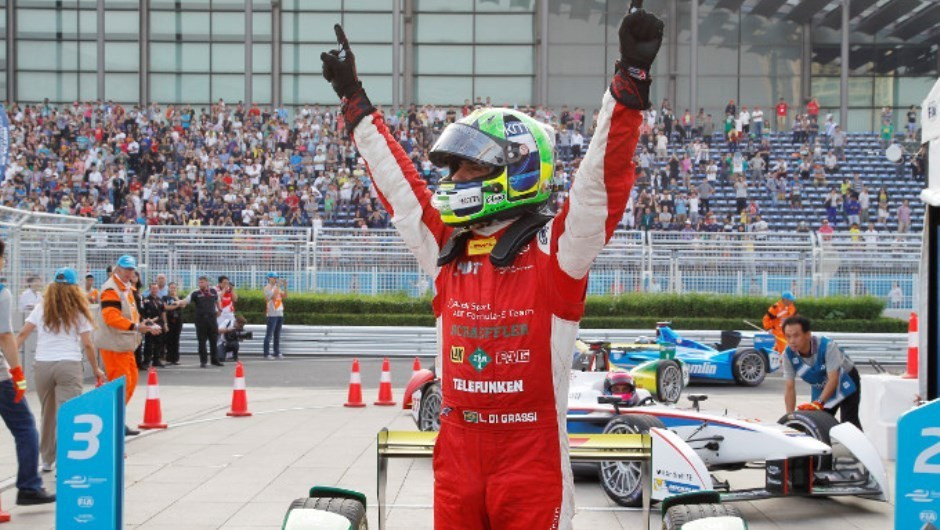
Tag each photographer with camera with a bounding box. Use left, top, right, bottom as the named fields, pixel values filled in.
left=217, top=313, right=250, bottom=362
left=263, top=272, right=287, bottom=360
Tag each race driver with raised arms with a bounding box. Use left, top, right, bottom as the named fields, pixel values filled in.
left=321, top=2, right=663, bottom=527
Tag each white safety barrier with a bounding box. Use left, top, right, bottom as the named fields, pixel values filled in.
left=177, top=325, right=909, bottom=364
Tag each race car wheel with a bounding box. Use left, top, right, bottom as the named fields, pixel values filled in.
left=662, top=503, right=744, bottom=530
left=777, top=409, right=841, bottom=470
left=285, top=496, right=368, bottom=530
left=732, top=348, right=767, bottom=387
left=418, top=382, right=442, bottom=432
left=655, top=360, right=683, bottom=404
left=599, top=414, right=666, bottom=507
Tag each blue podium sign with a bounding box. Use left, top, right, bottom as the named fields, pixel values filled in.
left=56, top=378, right=125, bottom=528
left=897, top=398, right=940, bottom=530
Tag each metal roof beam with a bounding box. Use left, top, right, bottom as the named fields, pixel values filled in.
left=787, top=0, right=832, bottom=24
left=751, top=0, right=788, bottom=18
left=821, top=0, right=879, bottom=29
left=891, top=5, right=940, bottom=41
left=856, top=0, right=922, bottom=35
left=715, top=0, right=747, bottom=11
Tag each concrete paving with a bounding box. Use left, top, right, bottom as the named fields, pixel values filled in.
left=0, top=358, right=895, bottom=529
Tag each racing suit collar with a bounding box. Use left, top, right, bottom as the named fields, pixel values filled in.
left=470, top=216, right=518, bottom=237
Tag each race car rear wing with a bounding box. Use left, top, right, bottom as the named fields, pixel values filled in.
left=376, top=428, right=713, bottom=530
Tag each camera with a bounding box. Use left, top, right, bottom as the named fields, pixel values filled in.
left=224, top=315, right=252, bottom=342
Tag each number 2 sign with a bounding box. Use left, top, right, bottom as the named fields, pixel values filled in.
left=897, top=398, right=940, bottom=530
left=57, top=378, right=125, bottom=529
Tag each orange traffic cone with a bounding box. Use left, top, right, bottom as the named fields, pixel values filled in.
left=139, top=367, right=167, bottom=429
left=344, top=359, right=366, bottom=408
left=375, top=357, right=397, bottom=406
left=904, top=312, right=919, bottom=379
left=227, top=362, right=252, bottom=417
left=412, top=357, right=421, bottom=378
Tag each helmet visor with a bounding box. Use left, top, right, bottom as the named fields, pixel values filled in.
left=429, top=123, right=514, bottom=169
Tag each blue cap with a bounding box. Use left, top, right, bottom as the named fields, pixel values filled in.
left=54, top=267, right=78, bottom=285
left=116, top=255, right=137, bottom=270
left=782, top=291, right=796, bottom=302
left=266, top=272, right=279, bottom=279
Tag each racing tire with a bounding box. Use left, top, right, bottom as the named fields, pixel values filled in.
left=598, top=414, right=666, bottom=507
left=417, top=382, right=442, bottom=432
left=655, top=360, right=684, bottom=404
left=777, top=409, right=841, bottom=470
left=732, top=348, right=767, bottom=387
left=286, top=496, right=368, bottom=530
left=662, top=503, right=743, bottom=530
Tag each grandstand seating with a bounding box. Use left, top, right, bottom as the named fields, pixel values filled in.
left=319, top=130, right=923, bottom=233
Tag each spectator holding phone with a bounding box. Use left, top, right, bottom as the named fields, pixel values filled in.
left=263, top=272, right=287, bottom=360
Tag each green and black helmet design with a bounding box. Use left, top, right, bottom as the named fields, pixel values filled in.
left=430, top=108, right=554, bottom=227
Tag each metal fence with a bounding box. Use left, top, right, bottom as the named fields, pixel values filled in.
left=0, top=207, right=96, bottom=296
left=0, top=211, right=925, bottom=310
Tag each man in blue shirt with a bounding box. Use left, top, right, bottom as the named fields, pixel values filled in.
left=782, top=315, right=861, bottom=430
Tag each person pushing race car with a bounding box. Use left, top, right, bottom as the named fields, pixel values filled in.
left=319, top=2, right=663, bottom=527
left=781, top=314, right=862, bottom=430
left=763, top=291, right=796, bottom=352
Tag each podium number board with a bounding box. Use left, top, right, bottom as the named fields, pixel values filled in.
left=897, top=398, right=940, bottom=530
left=57, top=378, right=125, bottom=528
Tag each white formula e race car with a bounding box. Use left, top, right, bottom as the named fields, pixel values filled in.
left=567, top=370, right=890, bottom=507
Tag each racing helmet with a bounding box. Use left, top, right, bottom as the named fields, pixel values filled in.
left=429, top=108, right=555, bottom=227
left=603, top=371, right=637, bottom=403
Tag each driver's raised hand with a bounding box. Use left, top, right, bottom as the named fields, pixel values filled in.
left=610, top=0, right=664, bottom=110
left=320, top=24, right=360, bottom=100
left=320, top=24, right=375, bottom=134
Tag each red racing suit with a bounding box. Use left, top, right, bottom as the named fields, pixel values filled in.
left=353, top=91, right=640, bottom=530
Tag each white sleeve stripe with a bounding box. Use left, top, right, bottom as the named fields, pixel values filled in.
left=354, top=115, right=442, bottom=279
left=556, top=91, right=616, bottom=279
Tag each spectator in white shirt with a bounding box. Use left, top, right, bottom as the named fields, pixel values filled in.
left=15, top=268, right=104, bottom=471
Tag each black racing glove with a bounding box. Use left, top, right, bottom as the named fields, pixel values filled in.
left=610, top=0, right=664, bottom=110
left=320, top=24, right=375, bottom=134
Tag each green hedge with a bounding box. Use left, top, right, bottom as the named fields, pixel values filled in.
left=579, top=316, right=905, bottom=333
left=234, top=313, right=903, bottom=333
left=212, top=292, right=432, bottom=315
left=583, top=293, right=886, bottom=321
left=221, top=292, right=904, bottom=333
left=229, top=292, right=885, bottom=320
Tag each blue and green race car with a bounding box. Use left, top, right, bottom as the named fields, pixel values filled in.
left=582, top=323, right=780, bottom=387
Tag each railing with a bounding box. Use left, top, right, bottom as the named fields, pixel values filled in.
left=177, top=325, right=910, bottom=365
left=3, top=217, right=925, bottom=310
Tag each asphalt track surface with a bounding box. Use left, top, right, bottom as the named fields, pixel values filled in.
left=147, top=355, right=434, bottom=388
left=1, top=355, right=894, bottom=529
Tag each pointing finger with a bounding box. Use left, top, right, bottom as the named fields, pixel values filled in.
left=334, top=24, right=349, bottom=51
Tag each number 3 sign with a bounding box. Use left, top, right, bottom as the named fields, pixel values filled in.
left=57, top=378, right=125, bottom=529
left=897, top=398, right=940, bottom=530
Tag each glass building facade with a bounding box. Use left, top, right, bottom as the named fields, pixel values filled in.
left=5, top=0, right=939, bottom=131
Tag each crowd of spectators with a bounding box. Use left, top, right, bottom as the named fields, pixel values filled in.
left=0, top=95, right=924, bottom=235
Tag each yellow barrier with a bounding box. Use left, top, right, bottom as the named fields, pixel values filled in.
left=377, top=429, right=653, bottom=530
